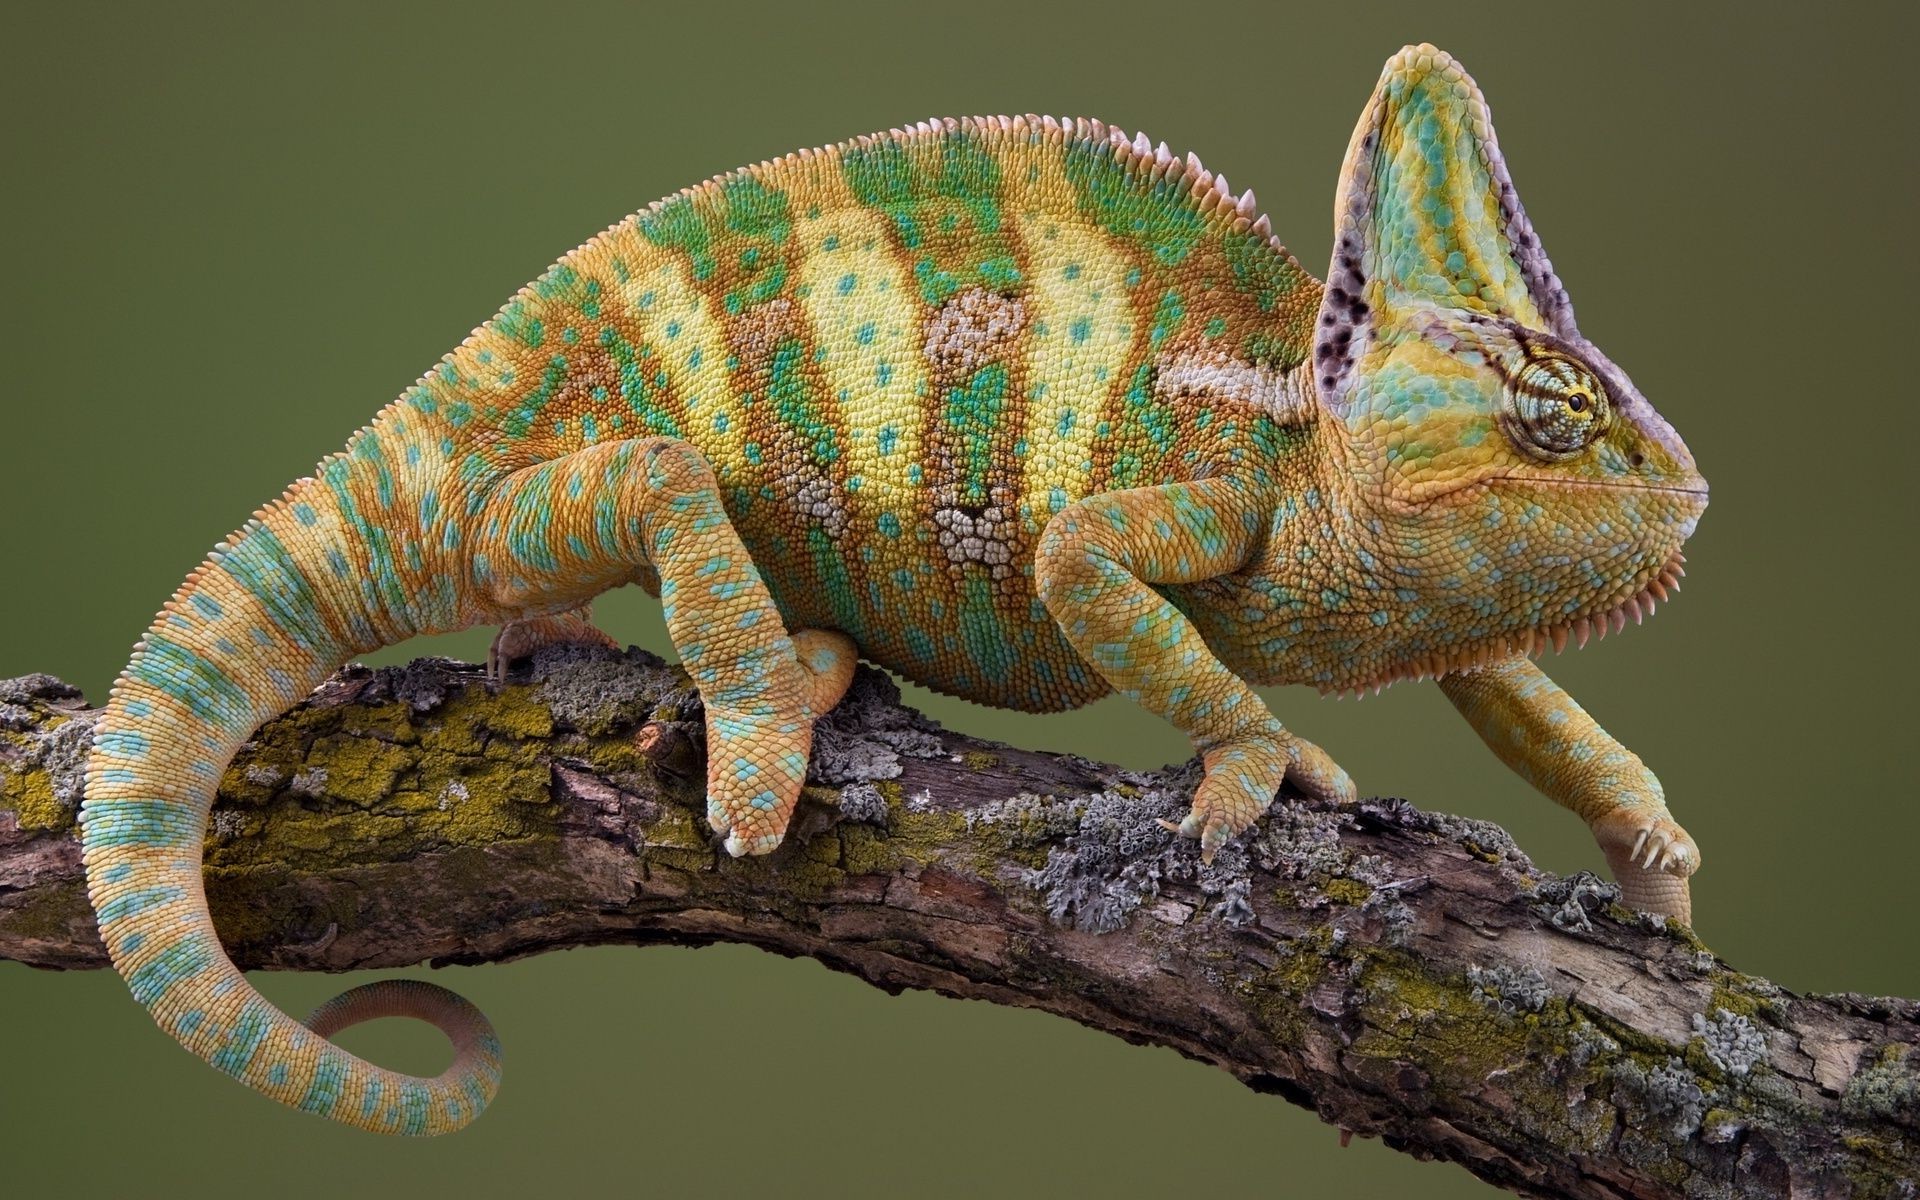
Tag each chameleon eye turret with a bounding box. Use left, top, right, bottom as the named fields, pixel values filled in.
left=1503, top=353, right=1610, bottom=460
left=80, top=43, right=1709, bottom=1132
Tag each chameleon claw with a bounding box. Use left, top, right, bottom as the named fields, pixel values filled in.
left=1199, top=822, right=1232, bottom=865
left=1154, top=814, right=1225, bottom=863
left=723, top=828, right=783, bottom=857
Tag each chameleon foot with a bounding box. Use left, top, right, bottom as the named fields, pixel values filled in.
left=1161, top=730, right=1356, bottom=862
left=1591, top=807, right=1699, bottom=923
left=704, top=711, right=814, bottom=857
left=487, top=605, right=620, bottom=684
left=702, top=656, right=816, bottom=858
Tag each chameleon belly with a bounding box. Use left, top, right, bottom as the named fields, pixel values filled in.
left=408, top=117, right=1322, bottom=709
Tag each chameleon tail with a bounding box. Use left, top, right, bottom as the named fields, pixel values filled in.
left=80, top=468, right=501, bottom=1134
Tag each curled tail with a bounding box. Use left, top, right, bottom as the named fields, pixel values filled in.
left=81, top=457, right=501, bottom=1134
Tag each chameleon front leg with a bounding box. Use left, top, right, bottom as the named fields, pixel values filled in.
left=1438, top=656, right=1699, bottom=922
left=1036, top=478, right=1355, bottom=859
left=474, top=438, right=820, bottom=856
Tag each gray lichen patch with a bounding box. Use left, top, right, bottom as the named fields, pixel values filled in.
left=1357, top=796, right=1535, bottom=872
left=1528, top=870, right=1622, bottom=933
left=1568, top=1017, right=1621, bottom=1069
left=834, top=781, right=890, bottom=826
left=1024, top=786, right=1188, bottom=933
left=437, top=779, right=471, bottom=810
left=995, top=767, right=1436, bottom=938
left=1842, top=1043, right=1920, bottom=1126
left=1249, top=798, right=1352, bottom=881
left=1011, top=772, right=1264, bottom=934
left=808, top=669, right=946, bottom=785
left=1611, top=1054, right=1709, bottom=1141
left=531, top=645, right=670, bottom=732
left=0, top=674, right=83, bottom=705
left=1469, top=963, right=1551, bottom=1014
left=24, top=712, right=93, bottom=809
left=963, top=790, right=1084, bottom=842
left=809, top=732, right=905, bottom=786
left=2, top=690, right=98, bottom=830
left=348, top=656, right=470, bottom=712
left=1691, top=1008, right=1768, bottom=1078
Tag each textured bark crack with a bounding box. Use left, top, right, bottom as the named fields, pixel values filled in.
left=1, top=654, right=1914, bottom=1199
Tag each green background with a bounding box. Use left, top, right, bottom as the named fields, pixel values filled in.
left=3, top=2, right=1913, bottom=1194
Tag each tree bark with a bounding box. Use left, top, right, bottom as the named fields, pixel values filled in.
left=1, top=652, right=1914, bottom=1198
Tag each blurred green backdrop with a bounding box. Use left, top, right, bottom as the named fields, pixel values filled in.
left=3, top=2, right=1914, bottom=1195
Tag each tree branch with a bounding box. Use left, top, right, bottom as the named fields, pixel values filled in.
left=1, top=653, right=1914, bottom=1198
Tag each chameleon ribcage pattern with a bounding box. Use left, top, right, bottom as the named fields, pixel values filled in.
left=81, top=45, right=1710, bottom=1133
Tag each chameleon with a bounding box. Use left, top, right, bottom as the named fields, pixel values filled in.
left=80, top=43, right=1707, bottom=1135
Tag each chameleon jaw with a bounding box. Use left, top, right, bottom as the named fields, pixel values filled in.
left=1326, top=549, right=1690, bottom=698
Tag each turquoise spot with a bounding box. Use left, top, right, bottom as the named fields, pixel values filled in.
left=127, top=931, right=214, bottom=1008
left=128, top=635, right=249, bottom=730
left=95, top=729, right=150, bottom=758
left=298, top=1047, right=350, bottom=1116
left=95, top=884, right=182, bottom=923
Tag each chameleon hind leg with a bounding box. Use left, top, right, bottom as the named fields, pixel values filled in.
left=1035, top=478, right=1355, bottom=860
left=475, top=438, right=816, bottom=856
left=486, top=602, right=622, bottom=683
left=1439, top=656, right=1699, bottom=922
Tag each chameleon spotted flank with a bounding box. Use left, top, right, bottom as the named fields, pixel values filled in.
left=81, top=44, right=1707, bottom=1134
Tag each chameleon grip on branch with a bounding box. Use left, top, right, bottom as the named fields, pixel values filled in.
left=80, top=44, right=1708, bottom=1134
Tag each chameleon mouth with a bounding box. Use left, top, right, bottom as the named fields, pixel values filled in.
left=1326, top=548, right=1689, bottom=697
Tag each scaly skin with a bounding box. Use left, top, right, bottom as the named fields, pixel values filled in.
left=80, top=44, right=1708, bottom=1133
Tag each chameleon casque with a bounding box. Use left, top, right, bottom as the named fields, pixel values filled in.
left=80, top=44, right=1708, bottom=1134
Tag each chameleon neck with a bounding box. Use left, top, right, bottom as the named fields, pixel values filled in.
left=1193, top=368, right=1691, bottom=696
left=1181, top=396, right=1379, bottom=691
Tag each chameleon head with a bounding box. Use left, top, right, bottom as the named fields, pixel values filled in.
left=1310, top=45, right=1707, bottom=663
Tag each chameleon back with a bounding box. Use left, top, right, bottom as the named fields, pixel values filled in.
left=408, top=116, right=1325, bottom=709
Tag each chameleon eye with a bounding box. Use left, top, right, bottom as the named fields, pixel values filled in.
left=1504, top=358, right=1609, bottom=460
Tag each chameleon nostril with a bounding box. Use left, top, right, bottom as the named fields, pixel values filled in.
left=1630, top=452, right=1646, bottom=468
